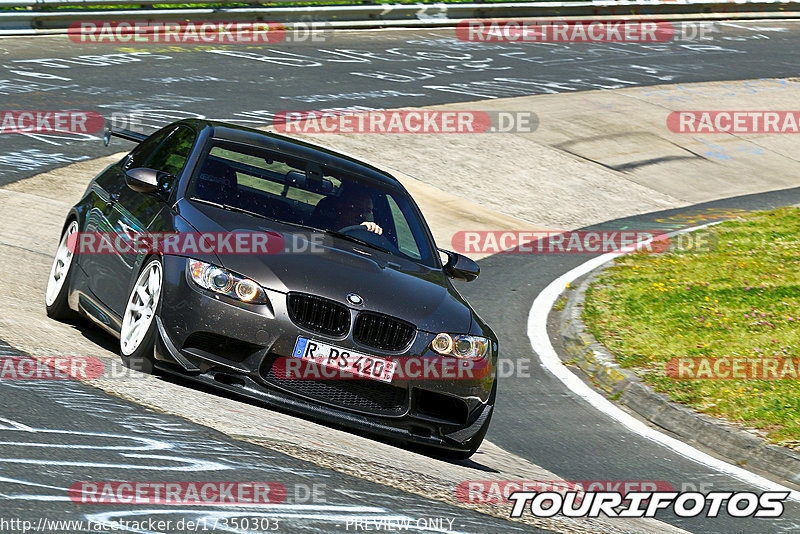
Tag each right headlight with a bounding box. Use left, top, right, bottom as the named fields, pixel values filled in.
left=431, top=333, right=490, bottom=359
left=187, top=259, right=267, bottom=304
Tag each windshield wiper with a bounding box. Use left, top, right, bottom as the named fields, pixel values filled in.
left=260, top=220, right=391, bottom=255
left=221, top=204, right=274, bottom=221
left=323, top=230, right=393, bottom=255
left=190, top=197, right=276, bottom=222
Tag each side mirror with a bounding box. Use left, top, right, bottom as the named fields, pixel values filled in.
left=440, top=249, right=480, bottom=282
left=125, top=168, right=172, bottom=197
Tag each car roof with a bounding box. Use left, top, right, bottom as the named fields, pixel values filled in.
left=179, top=119, right=404, bottom=189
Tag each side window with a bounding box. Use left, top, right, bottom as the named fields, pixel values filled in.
left=123, top=127, right=173, bottom=170
left=143, top=126, right=196, bottom=176
left=387, top=196, right=422, bottom=260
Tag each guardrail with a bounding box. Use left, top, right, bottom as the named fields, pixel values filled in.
left=1, top=0, right=797, bottom=6
left=1, top=0, right=799, bottom=34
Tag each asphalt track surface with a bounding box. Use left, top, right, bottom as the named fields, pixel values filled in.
left=1, top=21, right=800, bottom=184
left=1, top=21, right=800, bottom=534
left=0, top=339, right=541, bottom=534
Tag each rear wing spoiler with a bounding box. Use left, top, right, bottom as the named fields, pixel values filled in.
left=103, top=125, right=147, bottom=146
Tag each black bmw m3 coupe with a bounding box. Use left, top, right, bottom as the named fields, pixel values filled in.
left=45, top=119, right=497, bottom=458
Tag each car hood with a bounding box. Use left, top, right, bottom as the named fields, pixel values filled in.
left=176, top=199, right=473, bottom=333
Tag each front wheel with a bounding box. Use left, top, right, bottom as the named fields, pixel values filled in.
left=119, top=257, right=163, bottom=373
left=45, top=220, right=79, bottom=320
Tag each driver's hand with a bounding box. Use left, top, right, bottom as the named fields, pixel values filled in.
left=360, top=221, right=383, bottom=235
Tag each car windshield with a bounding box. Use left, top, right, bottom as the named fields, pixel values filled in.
left=186, top=140, right=437, bottom=267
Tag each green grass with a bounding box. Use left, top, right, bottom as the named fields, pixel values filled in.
left=583, top=207, right=800, bottom=449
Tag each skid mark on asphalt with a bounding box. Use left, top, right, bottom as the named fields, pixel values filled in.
left=0, top=416, right=169, bottom=451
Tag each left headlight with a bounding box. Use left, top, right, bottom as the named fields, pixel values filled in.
left=431, top=333, right=490, bottom=359
left=187, top=259, right=267, bottom=304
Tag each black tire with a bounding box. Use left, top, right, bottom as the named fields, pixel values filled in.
left=119, top=257, right=163, bottom=375
left=45, top=219, right=79, bottom=321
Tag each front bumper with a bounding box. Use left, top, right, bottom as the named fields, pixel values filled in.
left=154, top=255, right=496, bottom=450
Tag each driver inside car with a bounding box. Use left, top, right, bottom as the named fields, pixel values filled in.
left=314, top=188, right=383, bottom=235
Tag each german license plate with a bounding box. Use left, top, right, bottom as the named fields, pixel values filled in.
left=291, top=337, right=396, bottom=383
